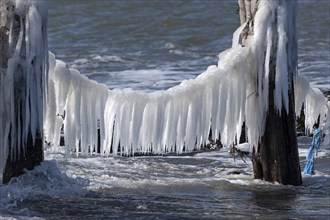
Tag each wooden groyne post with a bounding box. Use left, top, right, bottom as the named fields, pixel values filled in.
left=239, top=0, right=302, bottom=185
left=1, top=0, right=47, bottom=183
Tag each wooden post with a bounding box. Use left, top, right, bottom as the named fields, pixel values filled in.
left=238, top=0, right=302, bottom=185
left=1, top=0, right=46, bottom=184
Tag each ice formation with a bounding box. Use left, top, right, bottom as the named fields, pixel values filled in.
left=295, top=75, right=328, bottom=132
left=0, top=0, right=48, bottom=182
left=1, top=0, right=328, bottom=181
left=45, top=1, right=328, bottom=157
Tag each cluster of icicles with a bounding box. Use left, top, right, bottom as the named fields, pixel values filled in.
left=0, top=0, right=48, bottom=181
left=45, top=48, right=251, bottom=156
left=45, top=56, right=328, bottom=157
left=44, top=1, right=328, bottom=156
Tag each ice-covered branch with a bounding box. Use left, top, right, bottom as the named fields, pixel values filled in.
left=46, top=46, right=250, bottom=156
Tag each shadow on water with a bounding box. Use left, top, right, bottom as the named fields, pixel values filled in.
left=250, top=188, right=298, bottom=218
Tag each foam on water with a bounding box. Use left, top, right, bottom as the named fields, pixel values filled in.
left=0, top=160, right=88, bottom=217
left=84, top=68, right=197, bottom=92
left=1, top=136, right=329, bottom=218
left=2, top=115, right=330, bottom=217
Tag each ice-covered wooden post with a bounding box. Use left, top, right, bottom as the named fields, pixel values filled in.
left=0, top=0, right=48, bottom=183
left=238, top=0, right=302, bottom=185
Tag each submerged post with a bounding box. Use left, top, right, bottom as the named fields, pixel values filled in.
left=238, top=0, right=302, bottom=185
left=0, top=0, right=48, bottom=183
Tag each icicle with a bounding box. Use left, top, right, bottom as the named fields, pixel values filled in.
left=294, top=75, right=327, bottom=133
left=275, top=4, right=289, bottom=113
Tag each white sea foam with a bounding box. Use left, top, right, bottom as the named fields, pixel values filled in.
left=1, top=139, right=329, bottom=217
left=0, top=160, right=88, bottom=215
left=93, top=68, right=191, bottom=92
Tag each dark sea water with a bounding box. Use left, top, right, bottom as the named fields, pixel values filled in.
left=48, top=0, right=330, bottom=92
left=0, top=1, right=329, bottom=219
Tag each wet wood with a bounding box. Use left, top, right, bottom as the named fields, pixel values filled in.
left=238, top=0, right=302, bottom=185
